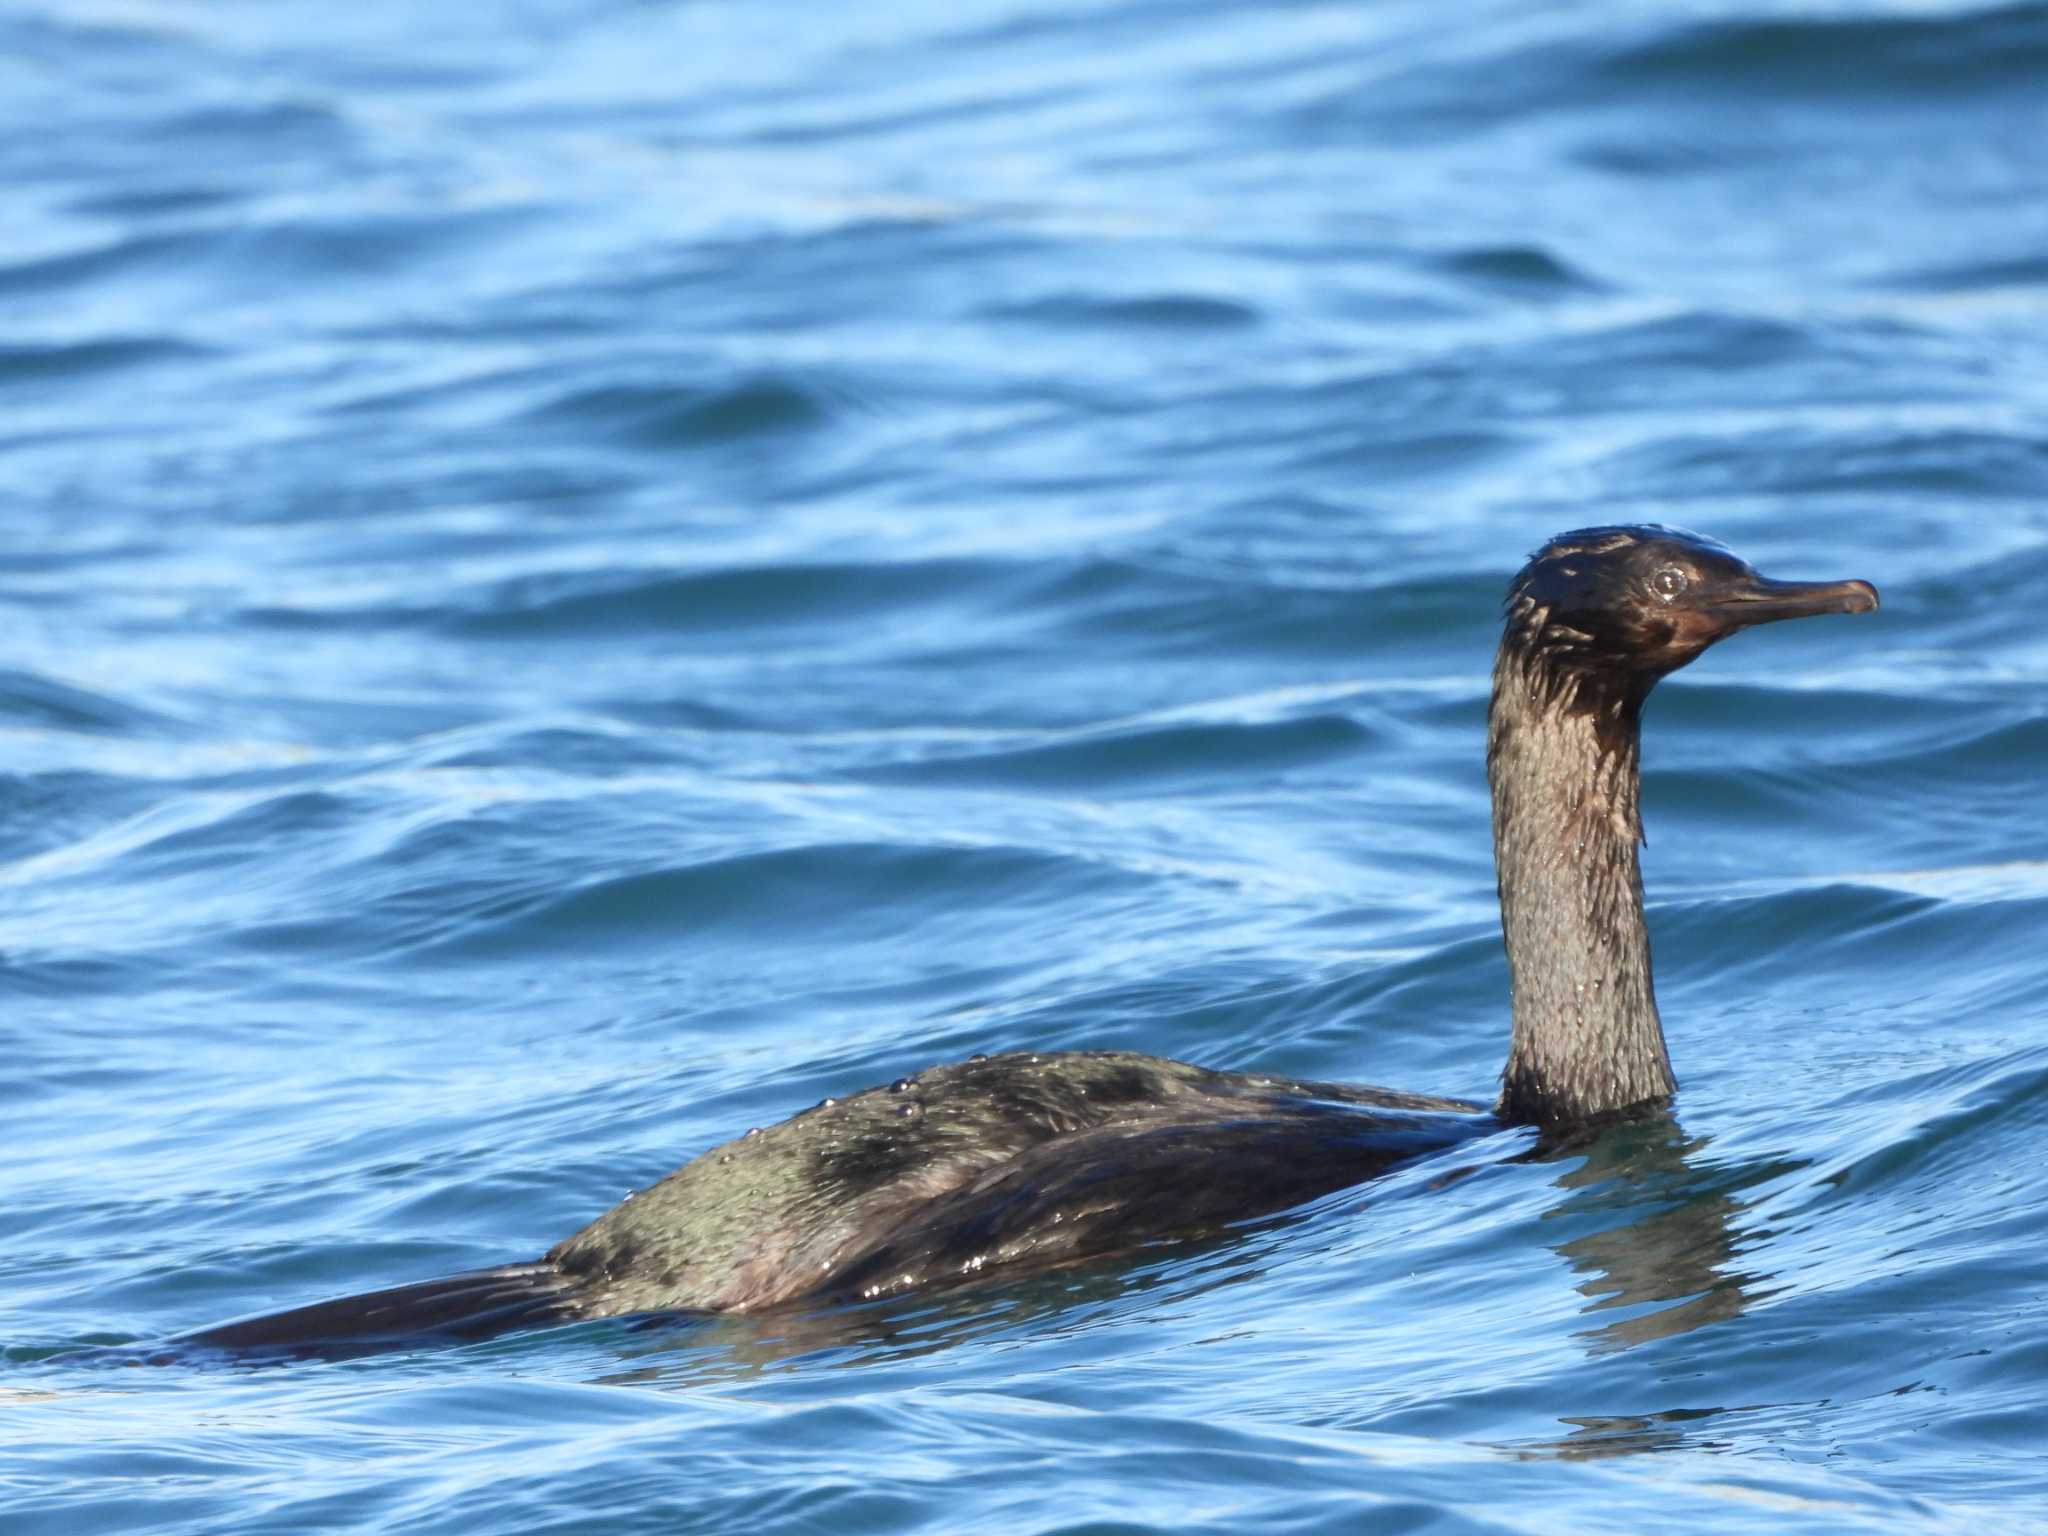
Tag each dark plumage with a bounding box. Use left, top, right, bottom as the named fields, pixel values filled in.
left=181, top=526, right=1876, bottom=1355
left=1488, top=527, right=1873, bottom=1125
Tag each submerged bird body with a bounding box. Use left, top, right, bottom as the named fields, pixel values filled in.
left=184, top=527, right=1876, bottom=1353
left=552, top=1054, right=1478, bottom=1316
left=195, top=1055, right=1482, bottom=1348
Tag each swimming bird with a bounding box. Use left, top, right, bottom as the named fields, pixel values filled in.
left=184, top=526, right=1876, bottom=1352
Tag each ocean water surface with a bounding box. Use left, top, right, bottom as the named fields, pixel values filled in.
left=5, top=1, right=2048, bottom=1531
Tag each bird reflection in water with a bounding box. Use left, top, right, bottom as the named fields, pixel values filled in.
left=1507, top=1109, right=1782, bottom=1461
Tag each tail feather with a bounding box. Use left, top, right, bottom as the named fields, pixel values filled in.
left=181, top=1262, right=579, bottom=1355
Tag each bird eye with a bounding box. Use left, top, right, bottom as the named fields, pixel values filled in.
left=1652, top=567, right=1688, bottom=599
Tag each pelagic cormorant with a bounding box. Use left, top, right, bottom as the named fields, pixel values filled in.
left=185, top=526, right=1877, bottom=1352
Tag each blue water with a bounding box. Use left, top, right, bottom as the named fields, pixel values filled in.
left=5, top=1, right=2047, bottom=1530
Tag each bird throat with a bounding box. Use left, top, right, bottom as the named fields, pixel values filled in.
left=1487, top=646, right=1677, bottom=1127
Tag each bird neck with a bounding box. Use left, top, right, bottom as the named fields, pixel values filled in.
left=1486, top=644, right=1676, bottom=1127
